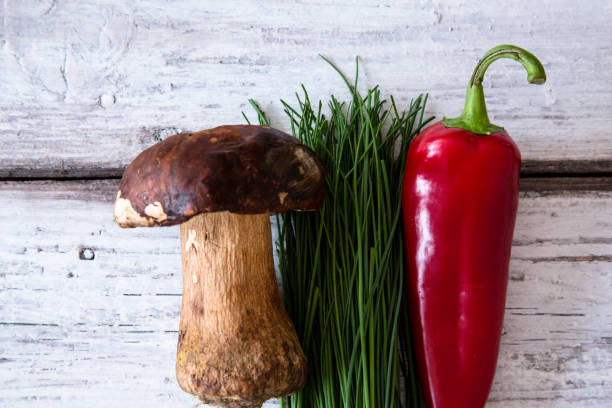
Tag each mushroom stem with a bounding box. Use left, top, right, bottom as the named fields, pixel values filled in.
left=177, top=211, right=307, bottom=407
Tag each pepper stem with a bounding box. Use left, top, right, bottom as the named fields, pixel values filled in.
left=442, top=44, right=547, bottom=135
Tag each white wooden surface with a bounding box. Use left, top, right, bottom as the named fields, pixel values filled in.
left=1, top=1, right=612, bottom=407
left=0, top=180, right=610, bottom=407
left=0, top=0, right=611, bottom=177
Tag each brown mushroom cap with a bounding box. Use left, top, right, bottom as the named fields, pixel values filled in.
left=114, top=125, right=326, bottom=228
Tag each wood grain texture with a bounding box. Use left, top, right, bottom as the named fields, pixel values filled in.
left=0, top=0, right=611, bottom=177
left=519, top=177, right=612, bottom=193
left=0, top=179, right=610, bottom=407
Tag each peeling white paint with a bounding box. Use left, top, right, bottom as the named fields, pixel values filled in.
left=0, top=0, right=610, bottom=177
left=2, top=178, right=612, bottom=407
left=1, top=0, right=611, bottom=406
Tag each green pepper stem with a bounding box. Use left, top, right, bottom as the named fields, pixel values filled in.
left=442, top=44, right=547, bottom=135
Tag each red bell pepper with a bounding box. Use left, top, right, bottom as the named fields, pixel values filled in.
left=402, top=45, right=546, bottom=408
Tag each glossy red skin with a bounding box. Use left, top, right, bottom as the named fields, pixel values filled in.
left=402, top=121, right=521, bottom=408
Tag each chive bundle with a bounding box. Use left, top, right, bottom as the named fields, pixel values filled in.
left=247, top=58, right=432, bottom=408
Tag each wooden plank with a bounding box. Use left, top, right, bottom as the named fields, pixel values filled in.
left=0, top=179, right=610, bottom=407
left=490, top=192, right=612, bottom=407
left=0, top=179, right=279, bottom=407
left=3, top=163, right=611, bottom=181
left=1, top=0, right=611, bottom=177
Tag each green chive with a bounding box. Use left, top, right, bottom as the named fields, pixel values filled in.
left=246, top=57, right=433, bottom=408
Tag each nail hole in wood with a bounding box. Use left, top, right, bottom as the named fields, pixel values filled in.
left=78, top=247, right=95, bottom=260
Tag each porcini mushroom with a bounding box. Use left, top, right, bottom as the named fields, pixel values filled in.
left=113, top=125, right=325, bottom=407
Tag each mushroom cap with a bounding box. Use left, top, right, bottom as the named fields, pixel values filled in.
left=114, top=125, right=326, bottom=228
